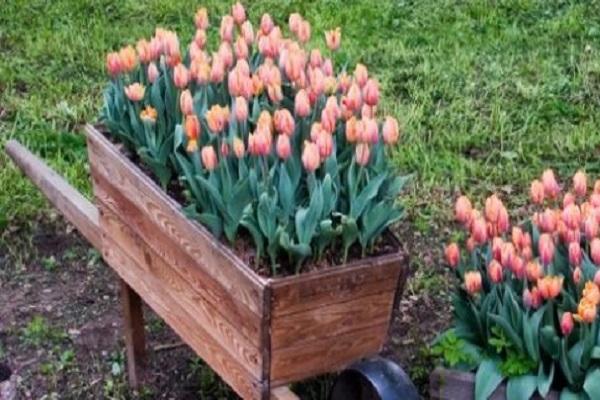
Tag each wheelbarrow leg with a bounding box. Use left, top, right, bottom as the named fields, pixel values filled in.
left=120, top=279, right=147, bottom=389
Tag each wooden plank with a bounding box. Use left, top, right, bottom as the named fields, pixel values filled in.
left=270, top=387, right=300, bottom=400
left=270, top=323, right=387, bottom=385
left=93, top=172, right=262, bottom=346
left=85, top=124, right=265, bottom=316
left=101, top=230, right=263, bottom=399
left=99, top=205, right=262, bottom=378
left=4, top=139, right=102, bottom=250
left=120, top=279, right=146, bottom=389
left=271, top=291, right=394, bottom=349
left=270, top=255, right=404, bottom=317
left=429, top=368, right=559, bottom=400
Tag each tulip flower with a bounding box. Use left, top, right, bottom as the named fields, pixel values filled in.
left=382, top=116, right=400, bottom=145
left=106, top=52, right=121, bottom=76
left=180, top=90, right=194, bottom=116
left=195, top=7, right=209, bottom=29
left=231, top=2, right=246, bottom=25
left=444, top=243, right=460, bottom=268
left=297, top=20, right=311, bottom=43
left=136, top=39, right=152, bottom=64
left=573, top=267, right=582, bottom=285
left=538, top=233, right=555, bottom=266
left=563, top=192, right=575, bottom=208
left=537, top=275, right=563, bottom=300
left=325, top=27, right=342, bottom=51
left=316, top=131, right=333, bottom=159
left=573, top=170, right=587, bottom=197
left=260, top=13, right=274, bottom=35
left=471, top=217, right=488, bottom=244
left=345, top=117, right=359, bottom=143
left=185, top=115, right=201, bottom=152
left=464, top=271, right=482, bottom=295
left=575, top=298, right=597, bottom=323
left=526, top=260, right=543, bottom=282
left=302, top=141, right=320, bottom=172
left=294, top=89, right=311, bottom=118
left=241, top=21, right=254, bottom=45
left=542, top=169, right=560, bottom=199
left=355, top=143, right=370, bottom=167
left=140, top=106, right=157, bottom=123
left=523, top=287, right=542, bottom=309
left=201, top=145, right=218, bottom=171
left=276, top=134, right=292, bottom=160
left=232, top=137, right=245, bottom=159
left=590, top=238, right=600, bottom=265
left=354, top=63, right=368, bottom=87
left=568, top=242, right=582, bottom=266
left=595, top=270, right=600, bottom=286
left=124, top=83, right=145, bottom=101
left=147, top=62, right=159, bottom=83
left=362, top=79, right=379, bottom=107
left=234, top=97, right=248, bottom=123
left=454, top=196, right=473, bottom=225
left=488, top=260, right=503, bottom=283
left=560, top=312, right=574, bottom=336
left=289, top=13, right=302, bottom=34
left=206, top=104, right=230, bottom=134
left=119, top=46, right=137, bottom=73
left=583, top=281, right=600, bottom=305
left=173, top=64, right=189, bottom=89
left=530, top=179, right=544, bottom=204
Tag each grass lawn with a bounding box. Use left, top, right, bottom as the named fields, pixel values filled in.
left=1, top=0, right=600, bottom=397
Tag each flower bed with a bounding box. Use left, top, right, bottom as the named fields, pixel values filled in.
left=434, top=170, right=600, bottom=399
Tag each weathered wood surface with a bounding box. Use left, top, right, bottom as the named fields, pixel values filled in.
left=429, top=368, right=560, bottom=400
left=86, top=124, right=265, bottom=316
left=120, top=279, right=146, bottom=389
left=99, top=205, right=263, bottom=378
left=270, top=322, right=388, bottom=385
left=100, top=218, right=264, bottom=399
left=4, top=139, right=102, bottom=249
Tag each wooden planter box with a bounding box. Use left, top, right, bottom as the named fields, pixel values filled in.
left=429, top=368, right=560, bottom=400
left=85, top=125, right=409, bottom=400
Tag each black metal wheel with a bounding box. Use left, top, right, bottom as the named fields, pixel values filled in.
left=329, top=357, right=419, bottom=400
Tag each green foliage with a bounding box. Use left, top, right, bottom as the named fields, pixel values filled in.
left=500, top=351, right=537, bottom=378
left=21, top=315, right=66, bottom=347
left=431, top=330, right=475, bottom=368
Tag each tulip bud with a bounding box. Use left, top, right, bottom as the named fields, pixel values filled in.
left=523, top=288, right=542, bottom=309
left=241, top=21, right=254, bottom=45
left=147, top=62, right=159, bottom=84
left=276, top=134, right=292, bottom=160
left=302, top=141, right=320, bottom=172
left=294, top=89, right=311, bottom=118
left=594, top=269, right=600, bottom=286
left=195, top=7, right=209, bottom=29
left=289, top=13, right=302, bottom=34
left=359, top=118, right=378, bottom=144
left=297, top=20, right=311, bottom=43
left=274, top=109, right=295, bottom=136
left=119, top=46, right=137, bottom=73
left=316, top=131, right=333, bottom=159
left=106, top=52, right=122, bottom=76
left=124, top=83, right=145, bottom=102
left=231, top=2, right=246, bottom=25
left=573, top=170, right=587, bottom=197
left=538, top=208, right=557, bottom=233
left=526, top=261, right=543, bottom=282
left=325, top=27, right=342, bottom=51
left=260, top=13, right=274, bottom=35
left=136, top=39, right=152, bottom=64
left=572, top=266, right=582, bottom=285
left=563, top=204, right=581, bottom=230
left=382, top=116, right=400, bottom=145
left=185, top=115, right=200, bottom=152
left=219, top=15, right=235, bottom=43
left=180, top=90, right=194, bottom=115
left=355, top=143, right=370, bottom=167
left=173, top=64, right=189, bottom=89
left=444, top=243, right=460, bottom=268
left=455, top=196, right=473, bottom=225
left=232, top=97, right=248, bottom=123
left=538, top=233, right=555, bottom=266
left=560, top=312, right=574, bottom=336
left=231, top=137, right=245, bottom=159
left=530, top=179, right=545, bottom=204
left=201, top=146, right=218, bottom=171
left=345, top=117, right=359, bottom=143
left=354, top=63, right=368, bottom=87
left=210, top=55, right=225, bottom=83
left=542, top=169, right=560, bottom=199
left=471, top=217, right=488, bottom=245
left=585, top=216, right=599, bottom=241
left=464, top=271, right=482, bottom=295
left=488, top=260, right=503, bottom=283
left=362, top=79, right=379, bottom=107
left=537, top=275, right=563, bottom=300
left=568, top=242, right=582, bottom=267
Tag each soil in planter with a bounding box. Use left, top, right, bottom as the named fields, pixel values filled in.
left=98, top=127, right=402, bottom=278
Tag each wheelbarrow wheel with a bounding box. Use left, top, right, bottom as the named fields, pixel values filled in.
left=329, top=357, right=419, bottom=400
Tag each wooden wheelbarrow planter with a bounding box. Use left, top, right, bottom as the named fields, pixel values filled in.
left=429, top=368, right=560, bottom=400
left=5, top=125, right=409, bottom=400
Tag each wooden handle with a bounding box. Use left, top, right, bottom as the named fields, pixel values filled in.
left=4, top=139, right=102, bottom=250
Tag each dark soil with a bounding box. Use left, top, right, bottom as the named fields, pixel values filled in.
left=0, top=207, right=453, bottom=398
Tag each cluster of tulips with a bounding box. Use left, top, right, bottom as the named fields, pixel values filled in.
left=101, top=3, right=407, bottom=274
left=442, top=170, right=600, bottom=398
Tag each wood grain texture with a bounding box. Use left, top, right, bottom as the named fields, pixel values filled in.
left=270, top=323, right=388, bottom=385
left=271, top=291, right=395, bottom=349
left=99, top=205, right=263, bottom=378
left=270, top=255, right=404, bottom=318
left=429, top=368, right=559, bottom=400
left=93, top=171, right=262, bottom=346
left=120, top=279, right=146, bottom=389
left=85, top=124, right=264, bottom=316
left=4, top=139, right=101, bottom=249
left=101, top=228, right=264, bottom=399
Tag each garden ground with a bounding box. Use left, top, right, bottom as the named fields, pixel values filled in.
left=1, top=0, right=599, bottom=398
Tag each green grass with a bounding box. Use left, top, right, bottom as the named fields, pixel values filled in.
left=2, top=0, right=600, bottom=225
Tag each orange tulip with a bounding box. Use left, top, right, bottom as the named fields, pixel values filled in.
left=173, top=64, right=189, bottom=89
left=180, top=90, right=193, bottom=115
left=464, top=271, right=482, bottom=295
left=354, top=63, right=368, bottom=87
left=206, top=105, right=230, bottom=134
left=119, top=45, right=137, bottom=73
left=444, top=243, right=460, bottom=268
left=538, top=233, right=555, bottom=266
left=530, top=179, right=544, bottom=204
left=124, top=83, right=145, bottom=102
left=471, top=217, right=488, bottom=245
left=276, top=134, right=292, bottom=160
left=382, top=116, right=400, bottom=145
left=526, top=261, right=543, bottom=282
left=325, top=27, right=342, bottom=51
left=583, top=281, right=600, bottom=305
left=542, top=169, right=560, bottom=199
left=136, top=39, right=152, bottom=64
left=232, top=137, right=245, bottom=159
left=488, top=260, right=503, bottom=283
left=302, top=141, right=320, bottom=172
left=294, top=89, right=311, bottom=118
left=185, top=115, right=200, bottom=152
left=106, top=52, right=121, bottom=76
left=140, top=106, right=157, bottom=123
left=345, top=117, right=359, bottom=143
left=575, top=298, right=597, bottom=323
left=537, top=275, right=563, bottom=300
left=355, top=143, right=370, bottom=167
left=455, top=196, right=473, bottom=225
left=573, top=170, right=587, bottom=197
left=234, top=97, right=248, bottom=123
left=316, top=131, right=333, bottom=159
